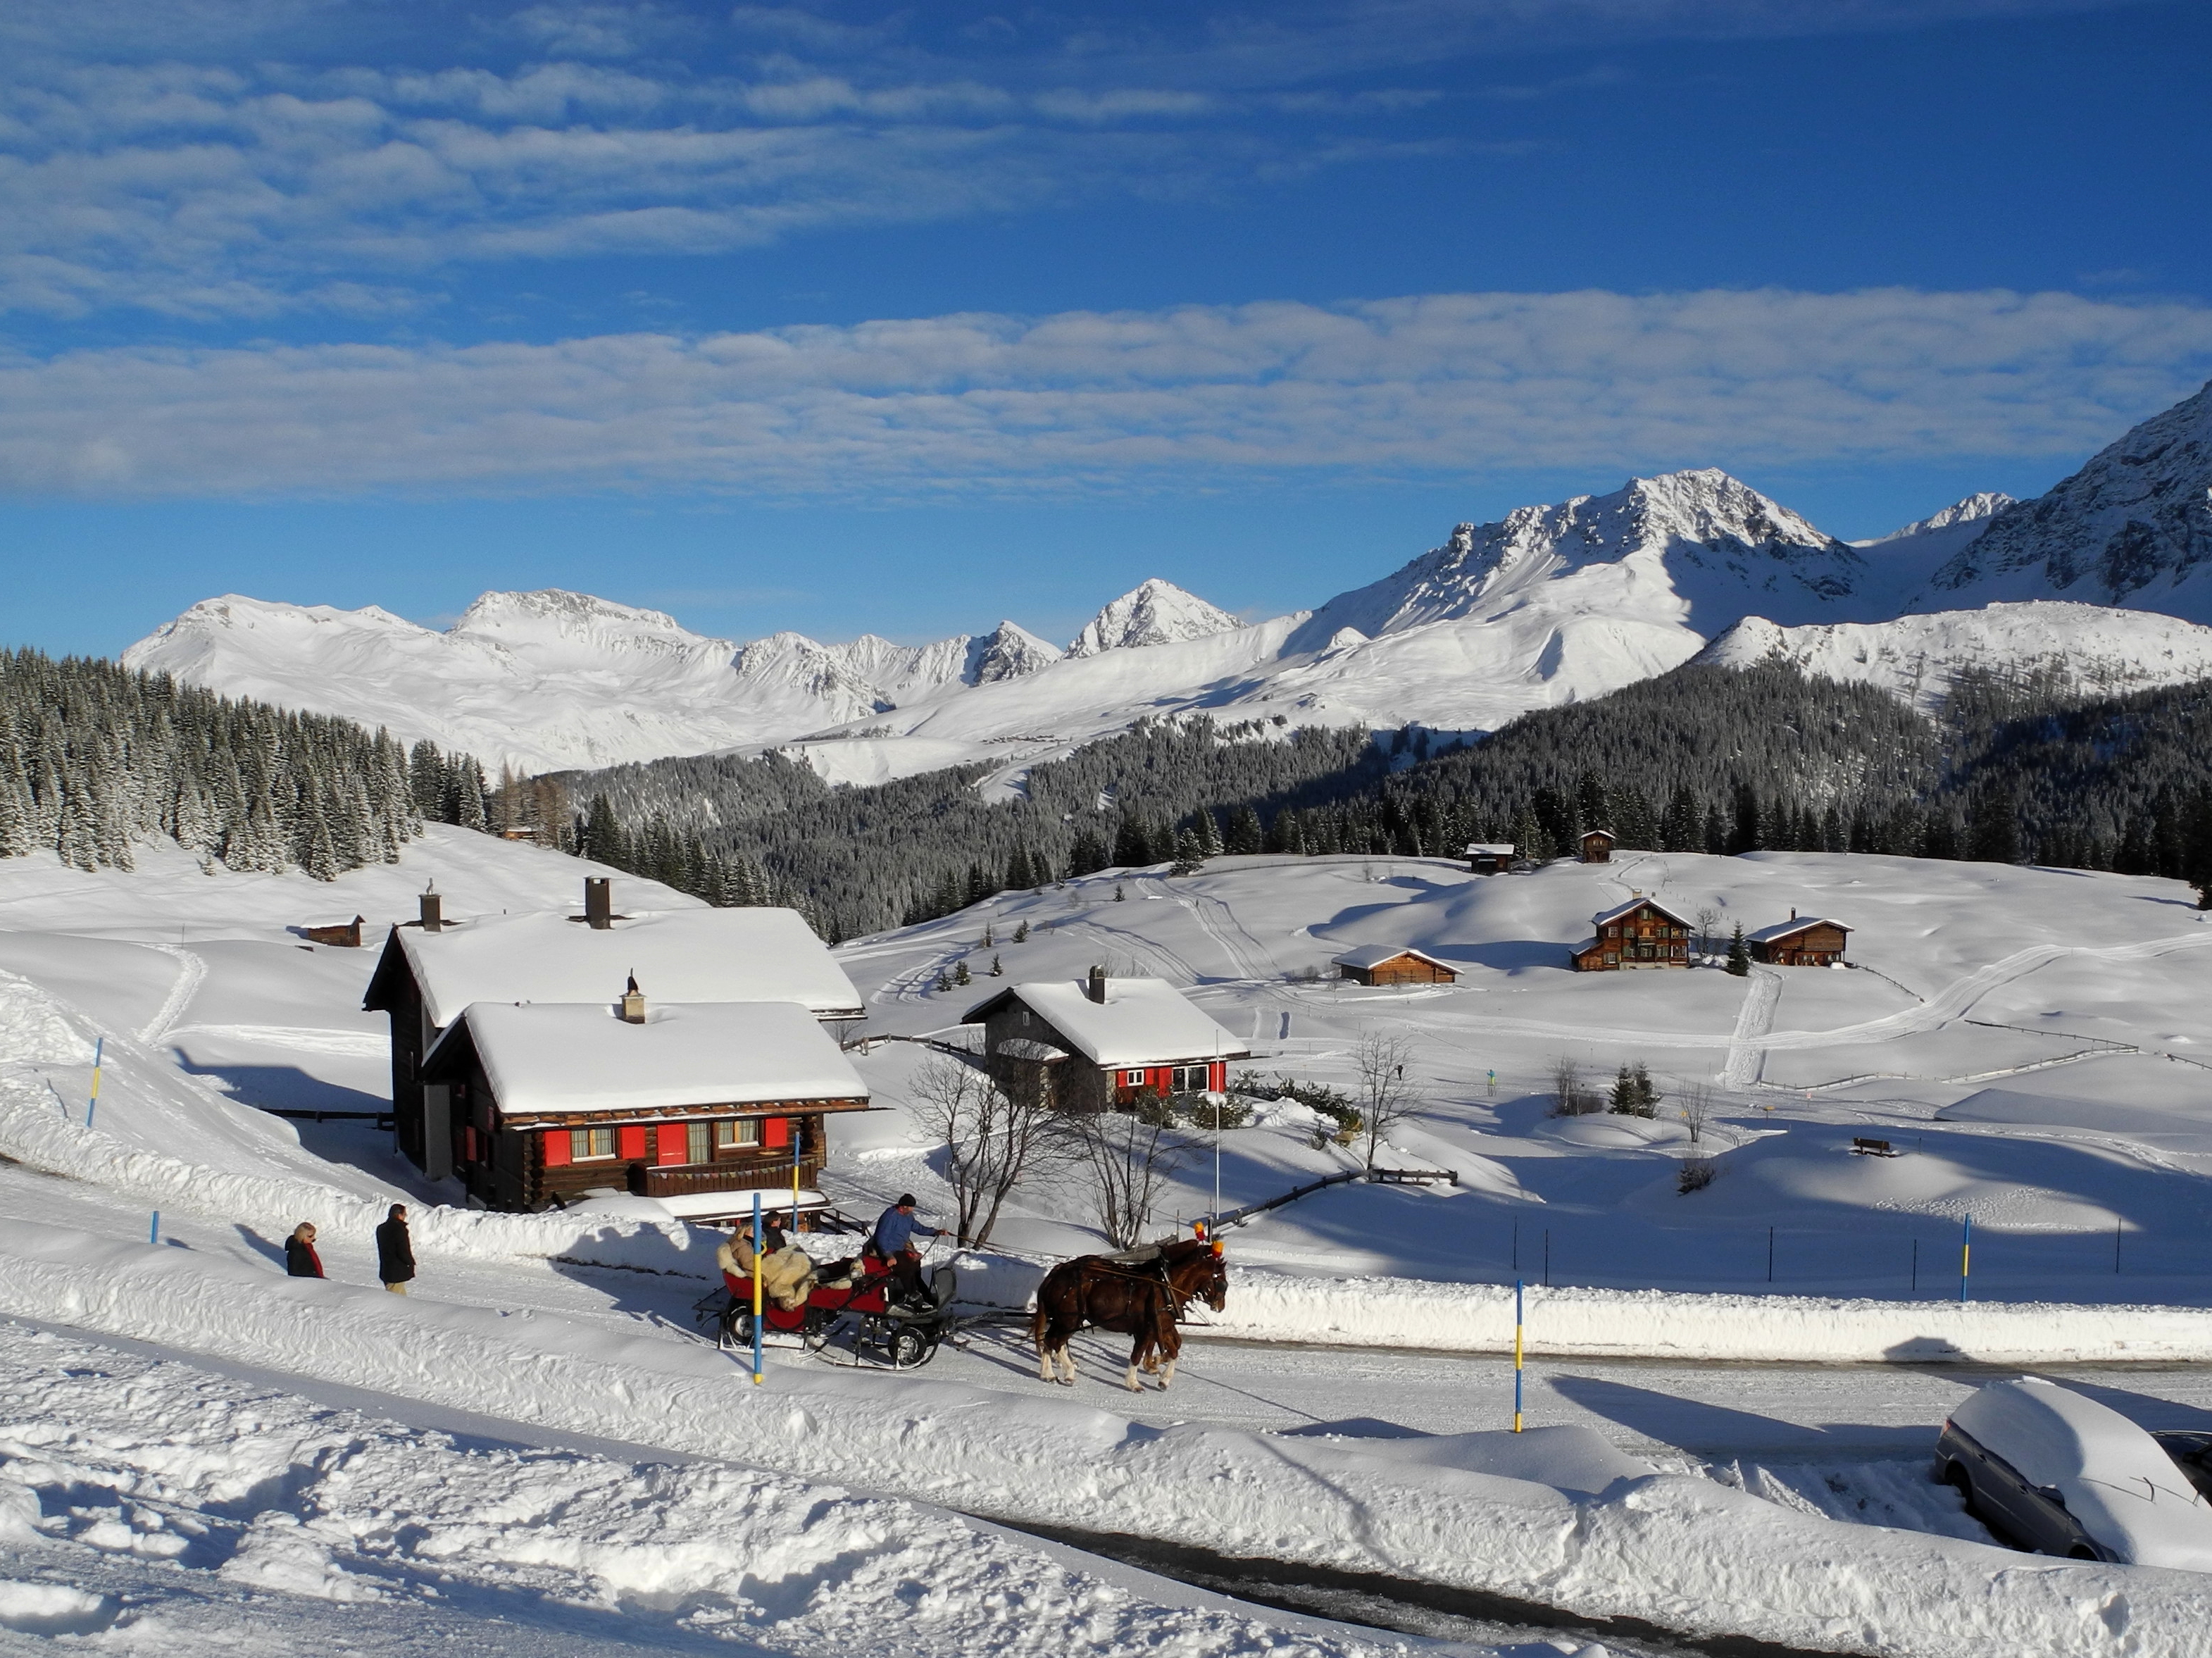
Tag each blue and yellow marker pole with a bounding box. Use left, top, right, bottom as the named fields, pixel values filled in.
left=751, top=1190, right=766, bottom=1385
left=1960, top=1213, right=1972, bottom=1304
left=1513, top=1278, right=1525, bottom=1433
left=87, top=1036, right=104, bottom=1128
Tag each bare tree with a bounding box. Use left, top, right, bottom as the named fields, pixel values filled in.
left=1676, top=1078, right=1715, bottom=1147
left=907, top=1056, right=1073, bottom=1248
left=1352, top=1029, right=1420, bottom=1168
left=1074, top=1099, right=1191, bottom=1248
left=1694, top=907, right=1720, bottom=959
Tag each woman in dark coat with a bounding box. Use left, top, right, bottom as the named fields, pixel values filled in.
left=285, top=1222, right=324, bottom=1278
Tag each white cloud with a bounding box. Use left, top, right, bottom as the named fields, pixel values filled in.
left=3, top=287, right=2206, bottom=497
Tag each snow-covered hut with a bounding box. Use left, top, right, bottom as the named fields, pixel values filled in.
left=418, top=997, right=867, bottom=1216
left=1577, top=828, right=1616, bottom=864
left=1465, top=842, right=1516, bottom=875
left=1747, top=912, right=1852, bottom=966
left=1570, top=895, right=1694, bottom=971
left=1331, top=945, right=1458, bottom=986
left=364, top=881, right=863, bottom=1182
left=961, top=967, right=1251, bottom=1111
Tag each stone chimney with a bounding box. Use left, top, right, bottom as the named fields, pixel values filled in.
left=585, top=877, right=613, bottom=930
left=620, top=973, right=646, bottom=1023
left=419, top=888, right=442, bottom=933
left=1086, top=965, right=1108, bottom=1004
left=1790, top=908, right=1797, bottom=921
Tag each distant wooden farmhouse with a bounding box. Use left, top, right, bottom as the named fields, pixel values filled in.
left=1747, top=913, right=1852, bottom=966
left=963, top=968, right=1251, bottom=1111
left=1332, top=945, right=1458, bottom=985
left=1570, top=895, right=1694, bottom=971
left=1577, top=828, right=1616, bottom=864
left=1465, top=842, right=1516, bottom=875
left=418, top=995, right=867, bottom=1216
left=363, top=880, right=864, bottom=1197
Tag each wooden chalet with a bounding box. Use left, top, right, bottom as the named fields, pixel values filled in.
left=304, top=915, right=364, bottom=947
left=1747, top=912, right=1852, bottom=966
left=418, top=995, right=868, bottom=1216
left=1465, top=842, right=1516, bottom=875
left=363, top=880, right=863, bottom=1185
left=1577, top=828, right=1616, bottom=864
left=1571, top=895, right=1694, bottom=971
left=962, top=967, right=1251, bottom=1111
left=1332, top=945, right=1458, bottom=985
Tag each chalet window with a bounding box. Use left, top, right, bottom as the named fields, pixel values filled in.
left=1121, top=1069, right=1145, bottom=1087
left=687, top=1121, right=711, bottom=1165
left=1020, top=1010, right=1032, bottom=1028
left=1168, top=1064, right=1210, bottom=1092
left=571, top=1126, right=614, bottom=1161
left=715, top=1119, right=761, bottom=1150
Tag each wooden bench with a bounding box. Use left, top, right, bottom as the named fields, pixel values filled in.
left=1850, top=1137, right=1897, bottom=1157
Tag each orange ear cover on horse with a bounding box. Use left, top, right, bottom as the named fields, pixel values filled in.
left=1211, top=1239, right=1225, bottom=1256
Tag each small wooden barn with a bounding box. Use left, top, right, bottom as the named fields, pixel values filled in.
left=1747, top=913, right=1852, bottom=966
left=1571, top=895, right=1694, bottom=971
left=418, top=994, right=868, bottom=1216
left=1332, top=945, right=1458, bottom=985
left=1577, top=828, right=1616, bottom=864
left=1465, top=842, right=1516, bottom=875
left=963, top=968, right=1251, bottom=1111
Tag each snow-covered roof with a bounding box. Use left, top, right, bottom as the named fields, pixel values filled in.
left=377, top=907, right=863, bottom=1028
left=1580, top=826, right=1616, bottom=839
left=1464, top=842, right=1515, bottom=856
left=1331, top=944, right=1456, bottom=973
left=962, top=978, right=1249, bottom=1068
left=425, top=1000, right=867, bottom=1117
left=1592, top=896, right=1694, bottom=929
left=1744, top=916, right=1851, bottom=944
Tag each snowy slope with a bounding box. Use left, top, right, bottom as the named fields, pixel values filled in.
left=1692, top=601, right=2212, bottom=711
left=1923, top=378, right=2212, bottom=621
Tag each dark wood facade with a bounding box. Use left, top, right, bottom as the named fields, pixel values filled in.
left=420, top=1026, right=858, bottom=1213
left=1572, top=898, right=1692, bottom=971
left=1466, top=843, right=1515, bottom=875
left=968, top=995, right=1232, bottom=1113
left=1749, top=919, right=1851, bottom=966
left=1337, top=950, right=1457, bottom=986
left=1577, top=829, right=1616, bottom=864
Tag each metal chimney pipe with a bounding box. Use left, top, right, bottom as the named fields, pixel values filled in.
left=1087, top=965, right=1107, bottom=1004
left=419, top=891, right=442, bottom=933
left=585, top=878, right=612, bottom=930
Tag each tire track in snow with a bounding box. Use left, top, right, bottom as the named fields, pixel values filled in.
left=136, top=946, right=206, bottom=1045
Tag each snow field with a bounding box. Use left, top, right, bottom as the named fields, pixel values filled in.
left=0, top=1323, right=1423, bottom=1658
left=1, top=1223, right=2204, bottom=1658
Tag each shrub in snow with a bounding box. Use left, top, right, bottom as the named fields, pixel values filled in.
left=1679, top=1157, right=1719, bottom=1194
left=1609, top=1061, right=1659, bottom=1118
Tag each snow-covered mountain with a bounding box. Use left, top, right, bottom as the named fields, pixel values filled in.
left=121, top=380, right=2212, bottom=787
left=1064, top=579, right=1239, bottom=656
left=1693, top=602, right=2212, bottom=713
left=1921, top=378, right=2212, bottom=621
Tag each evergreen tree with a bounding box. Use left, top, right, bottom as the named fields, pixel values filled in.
left=1966, top=787, right=2021, bottom=864
left=954, top=960, right=972, bottom=986
left=1725, top=923, right=1750, bottom=977
left=1013, top=919, right=1030, bottom=942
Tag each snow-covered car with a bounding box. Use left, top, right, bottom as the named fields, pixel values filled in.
left=1937, top=1377, right=2212, bottom=1569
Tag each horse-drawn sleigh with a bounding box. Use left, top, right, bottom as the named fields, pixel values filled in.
left=696, top=1248, right=960, bottom=1369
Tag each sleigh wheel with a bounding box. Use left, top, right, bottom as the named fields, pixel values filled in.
left=888, top=1325, right=935, bottom=1369
left=723, top=1307, right=755, bottom=1349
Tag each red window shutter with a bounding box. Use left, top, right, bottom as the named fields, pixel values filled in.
left=617, top=1124, right=648, bottom=1161
left=657, top=1123, right=688, bottom=1166
left=1210, top=1061, right=1225, bottom=1091
left=763, top=1116, right=790, bottom=1149
left=543, top=1129, right=572, bottom=1168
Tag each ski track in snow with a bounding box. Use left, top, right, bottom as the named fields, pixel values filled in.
left=1722, top=968, right=1782, bottom=1089
left=134, top=945, right=206, bottom=1045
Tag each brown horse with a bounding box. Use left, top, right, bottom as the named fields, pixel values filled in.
left=1031, top=1238, right=1229, bottom=1390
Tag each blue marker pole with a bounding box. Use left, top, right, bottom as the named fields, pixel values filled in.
left=1960, top=1213, right=1972, bottom=1304
left=87, top=1036, right=104, bottom=1128
left=751, top=1190, right=765, bottom=1385
left=149, top=1211, right=159, bottom=1246
left=1513, top=1278, right=1525, bottom=1433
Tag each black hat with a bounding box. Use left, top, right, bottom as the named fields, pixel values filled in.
left=896, top=1194, right=917, bottom=1208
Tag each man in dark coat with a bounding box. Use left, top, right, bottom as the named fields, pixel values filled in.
left=868, top=1195, right=944, bottom=1302
left=375, top=1204, right=415, bottom=1294
left=285, top=1222, right=323, bottom=1278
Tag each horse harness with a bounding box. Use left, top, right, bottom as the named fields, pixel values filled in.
left=1077, top=1254, right=1208, bottom=1325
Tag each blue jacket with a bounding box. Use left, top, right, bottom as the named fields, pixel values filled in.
left=872, top=1205, right=939, bottom=1257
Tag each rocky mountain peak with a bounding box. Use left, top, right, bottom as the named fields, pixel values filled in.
left=1065, top=579, right=1239, bottom=657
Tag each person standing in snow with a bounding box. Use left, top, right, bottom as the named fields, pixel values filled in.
left=375, top=1204, right=415, bottom=1294
left=285, top=1222, right=323, bottom=1278
left=868, top=1195, right=944, bottom=1302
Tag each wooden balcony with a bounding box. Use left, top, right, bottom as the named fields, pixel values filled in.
left=644, top=1156, right=823, bottom=1201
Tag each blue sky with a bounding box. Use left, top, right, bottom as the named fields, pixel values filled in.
left=5, top=0, right=2210, bottom=656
